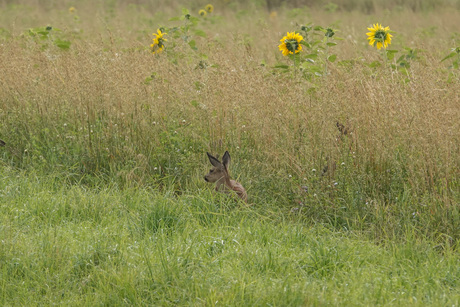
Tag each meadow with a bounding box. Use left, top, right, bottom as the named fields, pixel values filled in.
left=1, top=0, right=459, bottom=305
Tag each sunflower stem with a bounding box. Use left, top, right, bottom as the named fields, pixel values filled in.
left=183, top=19, right=189, bottom=42
left=293, top=53, right=297, bottom=80
left=383, top=47, right=387, bottom=67
left=325, top=37, right=329, bottom=77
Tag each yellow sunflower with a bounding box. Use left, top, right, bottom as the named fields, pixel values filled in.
left=199, top=9, right=207, bottom=17
left=366, top=23, right=392, bottom=50
left=279, top=32, right=303, bottom=56
left=205, top=4, right=214, bottom=13
left=150, top=29, right=167, bottom=54
left=68, top=6, right=76, bottom=13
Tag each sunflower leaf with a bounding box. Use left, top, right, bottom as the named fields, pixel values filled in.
left=194, top=30, right=206, bottom=38
left=55, top=39, right=71, bottom=50
left=441, top=52, right=457, bottom=62
left=386, top=49, right=398, bottom=60
left=188, top=40, right=197, bottom=50
left=326, top=42, right=337, bottom=47
left=300, top=41, right=309, bottom=47
left=368, top=61, right=382, bottom=68
left=328, top=54, right=337, bottom=62
left=396, top=55, right=406, bottom=63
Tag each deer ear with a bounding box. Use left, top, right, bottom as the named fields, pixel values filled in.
left=222, top=151, right=231, bottom=169
left=207, top=152, right=221, bottom=167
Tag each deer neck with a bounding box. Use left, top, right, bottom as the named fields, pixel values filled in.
left=216, top=173, right=233, bottom=190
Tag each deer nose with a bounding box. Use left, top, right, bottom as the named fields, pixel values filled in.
left=204, top=176, right=209, bottom=182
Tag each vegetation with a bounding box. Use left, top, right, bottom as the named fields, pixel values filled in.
left=0, top=0, right=459, bottom=305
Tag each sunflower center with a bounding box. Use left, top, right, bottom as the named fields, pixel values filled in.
left=285, top=39, right=299, bottom=53
left=374, top=30, right=387, bottom=42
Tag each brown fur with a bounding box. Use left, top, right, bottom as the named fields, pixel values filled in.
left=204, top=151, right=247, bottom=202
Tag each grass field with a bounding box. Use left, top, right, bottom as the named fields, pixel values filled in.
left=1, top=0, right=460, bottom=305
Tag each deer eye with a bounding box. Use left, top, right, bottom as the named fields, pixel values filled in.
left=209, top=169, right=213, bottom=173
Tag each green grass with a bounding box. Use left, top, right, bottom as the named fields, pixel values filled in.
left=1, top=1, right=460, bottom=304
left=1, top=165, right=459, bottom=306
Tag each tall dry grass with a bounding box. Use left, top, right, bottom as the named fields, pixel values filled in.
left=0, top=1, right=459, bottom=241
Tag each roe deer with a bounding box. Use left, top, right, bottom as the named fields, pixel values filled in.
left=321, top=121, right=354, bottom=177
left=204, top=151, right=247, bottom=202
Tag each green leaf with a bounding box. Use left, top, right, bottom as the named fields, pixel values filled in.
left=194, top=30, right=206, bottom=38
left=168, top=26, right=180, bottom=33
left=55, top=39, right=71, bottom=50
left=305, top=53, right=318, bottom=59
left=194, top=81, right=204, bottom=90
left=385, top=49, right=398, bottom=60
left=326, top=42, right=337, bottom=47
left=169, top=17, right=180, bottom=21
left=182, top=8, right=190, bottom=15
left=273, top=64, right=289, bottom=69
left=310, top=40, right=322, bottom=47
left=144, top=76, right=153, bottom=84
left=368, top=61, right=382, bottom=68
left=301, top=62, right=312, bottom=69
left=441, top=52, right=457, bottom=62
left=328, top=54, right=337, bottom=62
left=398, top=61, right=410, bottom=68
left=188, top=40, right=197, bottom=50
